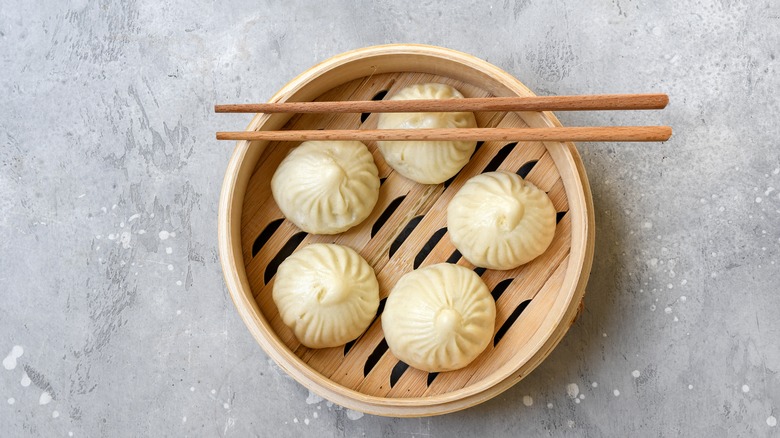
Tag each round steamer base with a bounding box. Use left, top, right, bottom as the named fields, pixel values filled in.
left=218, top=44, right=595, bottom=417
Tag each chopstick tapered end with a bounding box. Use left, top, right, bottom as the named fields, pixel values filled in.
left=658, top=94, right=670, bottom=109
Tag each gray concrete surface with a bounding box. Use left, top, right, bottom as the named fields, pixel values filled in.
left=1, top=0, right=779, bottom=436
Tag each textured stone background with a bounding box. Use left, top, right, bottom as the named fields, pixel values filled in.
left=1, top=0, right=779, bottom=436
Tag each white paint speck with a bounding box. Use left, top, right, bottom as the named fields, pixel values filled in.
left=128, top=214, right=140, bottom=222
left=742, top=385, right=750, bottom=393
left=293, top=418, right=298, bottom=423
left=566, top=383, right=580, bottom=399
left=190, top=386, right=195, bottom=392
left=119, top=222, right=125, bottom=228
left=631, top=370, right=641, bottom=378
left=602, top=333, right=607, bottom=337
left=39, top=391, right=52, bottom=405
left=579, top=394, right=585, bottom=400
left=547, top=402, right=554, bottom=409
left=313, top=412, right=318, bottom=419
left=522, top=395, right=533, bottom=406
left=568, top=420, right=575, bottom=428
left=182, top=416, right=187, bottom=423
left=575, top=398, right=581, bottom=404
left=52, top=410, right=59, bottom=418
left=674, top=316, right=679, bottom=322
left=643, top=221, right=653, bottom=229
left=176, top=310, right=182, bottom=315
left=176, top=281, right=182, bottom=286
left=69, top=432, right=73, bottom=437
left=138, top=230, right=146, bottom=235
left=21, top=372, right=31, bottom=387
left=166, top=247, right=173, bottom=254
left=304, top=418, right=310, bottom=425
left=680, top=295, right=687, bottom=302
left=756, top=197, right=762, bottom=203
left=211, top=389, right=216, bottom=395
left=688, top=385, right=693, bottom=390
left=768, top=416, right=777, bottom=427
left=77, top=193, right=86, bottom=198
left=306, top=391, right=324, bottom=405
left=223, top=402, right=230, bottom=409
left=3, top=346, right=24, bottom=370
left=346, top=409, right=364, bottom=420
left=652, top=26, right=662, bottom=35
left=773, top=168, right=780, bottom=175
left=613, top=389, right=620, bottom=397
left=120, top=231, right=131, bottom=249
left=667, top=283, right=673, bottom=289
left=664, top=307, right=673, bottom=314
left=7, top=398, right=15, bottom=405
left=159, top=230, right=171, bottom=240
left=591, top=382, right=598, bottom=388
left=167, top=264, right=174, bottom=271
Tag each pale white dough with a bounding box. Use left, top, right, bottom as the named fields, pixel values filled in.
left=273, top=243, right=380, bottom=349
left=271, top=140, right=380, bottom=235
left=447, top=171, right=556, bottom=270
left=376, top=83, right=477, bottom=184
left=382, top=263, right=496, bottom=372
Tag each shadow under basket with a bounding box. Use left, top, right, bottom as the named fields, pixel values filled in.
left=218, top=44, right=595, bottom=417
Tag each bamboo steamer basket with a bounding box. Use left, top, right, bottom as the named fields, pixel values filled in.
left=218, top=44, right=595, bottom=417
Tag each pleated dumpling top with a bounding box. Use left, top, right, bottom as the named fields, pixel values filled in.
left=271, top=140, right=380, bottom=235
left=273, top=244, right=380, bottom=349
left=382, top=264, right=496, bottom=372
left=376, top=83, right=477, bottom=184
left=448, top=171, right=557, bottom=270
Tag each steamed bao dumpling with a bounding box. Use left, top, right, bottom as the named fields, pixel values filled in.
left=273, top=243, right=380, bottom=349
left=271, top=140, right=380, bottom=235
left=376, top=83, right=478, bottom=184
left=448, top=171, right=557, bottom=270
left=382, top=263, right=496, bottom=372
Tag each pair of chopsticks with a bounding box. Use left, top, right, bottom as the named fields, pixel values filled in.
left=215, top=94, right=671, bottom=142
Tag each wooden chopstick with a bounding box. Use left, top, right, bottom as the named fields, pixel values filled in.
left=214, top=93, right=668, bottom=114
left=216, top=126, right=672, bottom=142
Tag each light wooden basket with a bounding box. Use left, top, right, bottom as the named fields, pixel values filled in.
left=218, top=44, right=595, bottom=417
